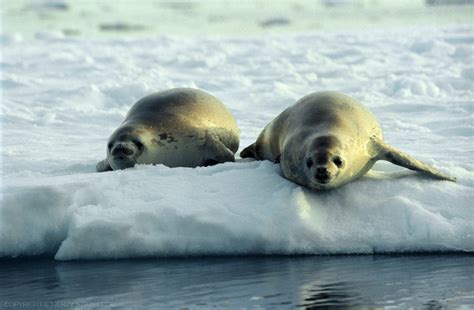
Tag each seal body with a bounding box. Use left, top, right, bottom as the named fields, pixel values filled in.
left=241, top=91, right=455, bottom=190
left=97, top=88, right=239, bottom=172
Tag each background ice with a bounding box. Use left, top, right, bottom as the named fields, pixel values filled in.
left=1, top=2, right=473, bottom=260
left=2, top=0, right=473, bottom=38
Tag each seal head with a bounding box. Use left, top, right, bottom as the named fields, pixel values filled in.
left=106, top=126, right=145, bottom=170
left=303, top=135, right=345, bottom=189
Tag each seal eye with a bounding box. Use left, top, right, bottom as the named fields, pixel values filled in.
left=333, top=156, right=343, bottom=168
left=107, top=142, right=114, bottom=150
left=306, top=157, right=314, bottom=168
left=133, top=139, right=144, bottom=150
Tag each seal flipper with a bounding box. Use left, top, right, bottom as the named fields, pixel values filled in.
left=201, top=136, right=236, bottom=166
left=371, top=138, right=456, bottom=182
left=96, top=159, right=112, bottom=172
left=240, top=143, right=257, bottom=158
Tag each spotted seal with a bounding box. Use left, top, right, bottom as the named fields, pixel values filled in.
left=97, top=88, right=239, bottom=172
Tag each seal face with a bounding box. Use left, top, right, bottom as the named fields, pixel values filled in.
left=97, top=88, right=240, bottom=172
left=241, top=91, right=455, bottom=190
left=303, top=135, right=345, bottom=189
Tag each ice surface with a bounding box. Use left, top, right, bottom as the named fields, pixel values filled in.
left=1, top=25, right=473, bottom=260
left=2, top=0, right=473, bottom=38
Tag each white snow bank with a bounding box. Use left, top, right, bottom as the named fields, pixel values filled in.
left=1, top=25, right=473, bottom=259
left=2, top=161, right=472, bottom=260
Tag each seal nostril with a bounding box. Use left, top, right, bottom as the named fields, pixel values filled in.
left=316, top=167, right=327, bottom=174
left=112, top=146, right=134, bottom=156
left=315, top=167, right=329, bottom=181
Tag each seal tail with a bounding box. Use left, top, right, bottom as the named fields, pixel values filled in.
left=372, top=138, right=456, bottom=182
left=240, top=143, right=257, bottom=159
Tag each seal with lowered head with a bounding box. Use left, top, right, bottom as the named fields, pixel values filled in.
left=97, top=88, right=239, bottom=172
left=240, top=91, right=456, bottom=190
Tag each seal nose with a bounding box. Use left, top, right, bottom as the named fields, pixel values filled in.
left=112, top=145, right=134, bottom=156
left=315, top=166, right=329, bottom=182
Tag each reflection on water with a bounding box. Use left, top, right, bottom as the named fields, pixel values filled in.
left=0, top=255, right=473, bottom=309
left=298, top=282, right=361, bottom=308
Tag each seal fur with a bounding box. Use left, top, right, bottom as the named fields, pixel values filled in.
left=97, top=88, right=239, bottom=172
left=240, top=91, right=455, bottom=190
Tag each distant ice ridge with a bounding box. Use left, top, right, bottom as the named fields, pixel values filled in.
left=1, top=25, right=473, bottom=259
left=1, top=161, right=472, bottom=260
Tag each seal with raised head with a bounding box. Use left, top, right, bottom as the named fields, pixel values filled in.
left=96, top=88, right=239, bottom=172
left=240, top=91, right=456, bottom=190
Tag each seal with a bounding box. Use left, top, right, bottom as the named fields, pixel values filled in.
left=240, top=91, right=456, bottom=190
left=96, top=88, right=239, bottom=172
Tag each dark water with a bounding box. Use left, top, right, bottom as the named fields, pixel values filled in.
left=1, top=255, right=473, bottom=309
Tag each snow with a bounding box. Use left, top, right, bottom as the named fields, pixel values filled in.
left=1, top=23, right=473, bottom=259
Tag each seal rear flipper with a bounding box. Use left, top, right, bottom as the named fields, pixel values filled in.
left=96, top=159, right=112, bottom=172
left=240, top=143, right=257, bottom=159
left=371, top=138, right=456, bottom=182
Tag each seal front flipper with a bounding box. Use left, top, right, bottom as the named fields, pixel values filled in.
left=240, top=143, right=257, bottom=159
left=371, top=138, right=456, bottom=182
left=201, top=136, right=236, bottom=166
left=96, top=159, right=112, bottom=172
